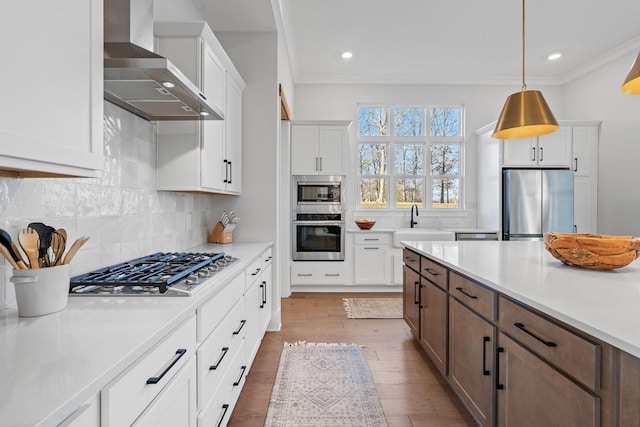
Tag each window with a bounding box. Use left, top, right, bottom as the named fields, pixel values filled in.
left=357, top=104, right=463, bottom=209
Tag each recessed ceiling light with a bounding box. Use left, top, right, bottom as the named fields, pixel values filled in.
left=200, top=111, right=210, bottom=116
left=341, top=51, right=353, bottom=59
left=547, top=53, right=562, bottom=61
left=162, top=81, right=176, bottom=88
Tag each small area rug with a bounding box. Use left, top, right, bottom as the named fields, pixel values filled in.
left=342, top=297, right=403, bottom=319
left=265, top=342, right=387, bottom=427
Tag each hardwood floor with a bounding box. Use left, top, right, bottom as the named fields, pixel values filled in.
left=229, top=292, right=477, bottom=427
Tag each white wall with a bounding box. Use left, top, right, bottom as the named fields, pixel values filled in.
left=563, top=50, right=640, bottom=235
left=293, top=83, right=565, bottom=228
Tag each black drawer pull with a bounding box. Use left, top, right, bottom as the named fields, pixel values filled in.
left=404, top=256, right=415, bottom=262
left=418, top=283, right=424, bottom=309
left=262, top=281, right=267, bottom=305
left=482, top=336, right=491, bottom=376
left=233, top=320, right=246, bottom=335
left=209, top=347, right=229, bottom=370
left=216, top=404, right=229, bottom=427
left=414, top=281, right=419, bottom=305
left=424, top=268, right=439, bottom=276
left=260, top=283, right=265, bottom=308
left=146, top=348, right=187, bottom=384
left=233, top=365, right=247, bottom=386
left=455, top=287, right=478, bottom=300
left=496, top=347, right=505, bottom=390
left=514, top=322, right=557, bottom=347
left=251, top=267, right=261, bottom=276
left=364, top=238, right=380, bottom=241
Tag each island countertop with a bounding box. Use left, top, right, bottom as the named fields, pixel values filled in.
left=402, top=240, right=640, bottom=358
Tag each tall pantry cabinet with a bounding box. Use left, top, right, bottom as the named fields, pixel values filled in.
left=476, top=121, right=600, bottom=235
left=155, top=22, right=245, bottom=195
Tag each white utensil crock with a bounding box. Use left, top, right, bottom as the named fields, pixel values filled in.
left=10, top=264, right=70, bottom=317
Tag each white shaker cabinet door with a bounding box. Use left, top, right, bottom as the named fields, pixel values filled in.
left=0, top=0, right=103, bottom=177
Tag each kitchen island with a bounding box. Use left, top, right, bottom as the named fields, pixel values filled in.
left=0, top=242, right=273, bottom=427
left=402, top=240, right=640, bottom=427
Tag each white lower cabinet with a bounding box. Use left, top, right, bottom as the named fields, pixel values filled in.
left=354, top=233, right=392, bottom=285
left=291, top=262, right=348, bottom=285
left=101, top=316, right=198, bottom=427
left=133, top=358, right=197, bottom=427
left=93, top=245, right=273, bottom=427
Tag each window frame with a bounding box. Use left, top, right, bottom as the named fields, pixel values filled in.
left=356, top=103, right=464, bottom=210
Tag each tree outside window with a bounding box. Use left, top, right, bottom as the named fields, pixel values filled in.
left=357, top=104, right=463, bottom=209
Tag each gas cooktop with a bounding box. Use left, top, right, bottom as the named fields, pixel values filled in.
left=69, top=252, right=238, bottom=296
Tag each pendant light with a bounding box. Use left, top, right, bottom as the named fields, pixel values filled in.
left=492, top=0, right=559, bottom=139
left=621, top=51, right=640, bottom=94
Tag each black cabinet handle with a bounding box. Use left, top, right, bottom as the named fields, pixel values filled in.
left=251, top=267, right=261, bottom=276
left=228, top=161, right=232, bottom=184
left=404, top=256, right=415, bottom=262
left=216, top=404, right=229, bottom=427
left=531, top=147, right=536, bottom=161
left=496, top=347, right=505, bottom=390
left=233, top=365, right=247, bottom=386
left=455, top=287, right=478, bottom=300
left=233, top=319, right=246, bottom=335
left=210, top=347, right=230, bottom=370
left=413, top=281, right=419, bottom=305
left=223, top=159, right=228, bottom=183
left=146, top=348, right=187, bottom=384
left=418, top=283, right=424, bottom=309
left=423, top=268, right=439, bottom=276
left=260, top=283, right=265, bottom=308
left=574, top=157, right=578, bottom=172
left=514, top=322, right=557, bottom=347
left=482, top=336, right=491, bottom=376
left=539, top=146, right=544, bottom=161
left=262, top=280, right=267, bottom=305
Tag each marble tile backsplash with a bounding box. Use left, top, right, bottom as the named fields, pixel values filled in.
left=0, top=103, right=217, bottom=310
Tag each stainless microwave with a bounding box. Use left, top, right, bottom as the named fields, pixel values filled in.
left=293, top=175, right=343, bottom=206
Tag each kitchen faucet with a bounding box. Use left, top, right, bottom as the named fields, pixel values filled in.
left=410, top=204, right=419, bottom=228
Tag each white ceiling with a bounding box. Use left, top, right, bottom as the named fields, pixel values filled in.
left=197, top=0, right=640, bottom=86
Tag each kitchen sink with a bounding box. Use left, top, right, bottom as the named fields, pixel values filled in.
left=392, top=228, right=455, bottom=248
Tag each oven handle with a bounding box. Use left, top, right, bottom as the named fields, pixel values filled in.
left=293, top=221, right=345, bottom=226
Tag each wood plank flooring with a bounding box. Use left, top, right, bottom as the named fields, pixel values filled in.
left=228, top=292, right=477, bottom=426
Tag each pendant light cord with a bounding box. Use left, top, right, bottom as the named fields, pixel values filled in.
left=521, top=0, right=526, bottom=91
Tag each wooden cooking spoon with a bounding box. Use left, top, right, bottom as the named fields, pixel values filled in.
left=62, top=236, right=90, bottom=265
left=18, top=228, right=40, bottom=269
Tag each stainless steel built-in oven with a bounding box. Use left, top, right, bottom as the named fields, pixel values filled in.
left=292, top=213, right=345, bottom=261
left=294, top=175, right=343, bottom=209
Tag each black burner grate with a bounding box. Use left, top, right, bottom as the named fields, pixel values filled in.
left=70, top=252, right=225, bottom=294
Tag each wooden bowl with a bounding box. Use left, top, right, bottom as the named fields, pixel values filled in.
left=355, top=221, right=376, bottom=230
left=543, top=232, right=640, bottom=270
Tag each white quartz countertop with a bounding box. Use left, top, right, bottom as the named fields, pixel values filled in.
left=0, top=241, right=271, bottom=427
left=404, top=240, right=640, bottom=358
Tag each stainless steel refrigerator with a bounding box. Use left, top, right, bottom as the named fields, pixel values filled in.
left=502, top=169, right=574, bottom=240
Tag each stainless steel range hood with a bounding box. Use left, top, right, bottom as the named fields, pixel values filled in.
left=104, top=0, right=223, bottom=121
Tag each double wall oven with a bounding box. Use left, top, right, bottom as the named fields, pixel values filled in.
left=292, top=175, right=345, bottom=261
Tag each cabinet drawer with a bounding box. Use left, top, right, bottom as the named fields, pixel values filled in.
left=290, top=262, right=347, bottom=284
left=197, top=299, right=246, bottom=409
left=450, top=272, right=495, bottom=320
left=198, top=273, right=244, bottom=341
left=102, top=316, right=197, bottom=427
left=499, top=296, right=600, bottom=391
left=420, top=257, right=448, bottom=290
left=198, top=340, right=247, bottom=427
left=403, top=248, right=420, bottom=272
left=245, top=256, right=263, bottom=290
left=355, top=233, right=391, bottom=245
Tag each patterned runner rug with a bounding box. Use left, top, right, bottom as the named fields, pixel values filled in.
left=342, top=297, right=403, bottom=319
left=265, top=342, right=388, bottom=427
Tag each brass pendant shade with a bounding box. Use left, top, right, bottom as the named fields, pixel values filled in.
left=492, top=0, right=559, bottom=139
left=492, top=90, right=559, bottom=139
left=621, top=51, right=640, bottom=94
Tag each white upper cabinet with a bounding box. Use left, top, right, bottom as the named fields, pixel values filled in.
left=291, top=121, right=350, bottom=175
left=155, top=22, right=245, bottom=195
left=502, top=128, right=572, bottom=167
left=0, top=0, right=103, bottom=177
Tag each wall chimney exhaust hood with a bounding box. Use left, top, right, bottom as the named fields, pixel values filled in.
left=103, top=0, right=223, bottom=121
